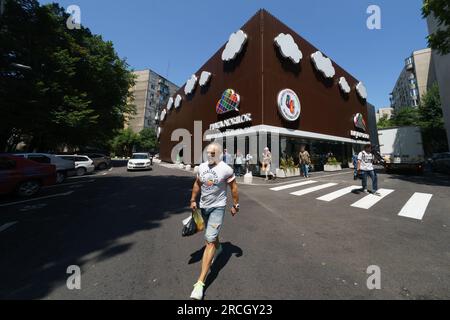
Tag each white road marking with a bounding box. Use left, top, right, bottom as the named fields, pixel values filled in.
left=317, top=186, right=362, bottom=202
left=0, top=191, right=74, bottom=208
left=108, top=168, right=113, bottom=172
left=398, top=193, right=433, bottom=220
left=290, top=183, right=338, bottom=196
left=20, top=203, right=48, bottom=212
left=45, top=180, right=95, bottom=189
left=0, top=221, right=18, bottom=233
left=270, top=180, right=317, bottom=191
left=350, top=189, right=395, bottom=210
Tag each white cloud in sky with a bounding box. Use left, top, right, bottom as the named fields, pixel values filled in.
left=274, top=33, right=302, bottom=64
left=311, top=51, right=335, bottom=78
left=184, top=74, right=198, bottom=95
left=222, top=30, right=248, bottom=62
left=199, top=71, right=212, bottom=87
left=338, top=77, right=351, bottom=94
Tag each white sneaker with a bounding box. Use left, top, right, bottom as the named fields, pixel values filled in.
left=212, top=244, right=223, bottom=265
left=363, top=189, right=369, bottom=194
left=190, top=281, right=205, bottom=300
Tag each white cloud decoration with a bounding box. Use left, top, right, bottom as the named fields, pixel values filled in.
left=199, top=71, right=212, bottom=87
left=338, top=77, right=351, bottom=94
left=222, top=30, right=248, bottom=62
left=160, top=109, right=166, bottom=122
left=167, top=97, right=174, bottom=110
left=184, top=74, right=198, bottom=95
left=311, top=51, right=335, bottom=78
left=356, top=82, right=368, bottom=100
left=274, top=33, right=303, bottom=64
left=157, top=127, right=161, bottom=139
left=175, top=94, right=182, bottom=108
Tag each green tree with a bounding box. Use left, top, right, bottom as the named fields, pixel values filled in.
left=0, top=0, right=135, bottom=152
left=422, top=0, right=450, bottom=55
left=390, top=107, right=420, bottom=127
left=377, top=114, right=394, bottom=129
left=418, top=83, right=448, bottom=154
left=110, top=128, right=140, bottom=157
left=137, top=128, right=158, bottom=153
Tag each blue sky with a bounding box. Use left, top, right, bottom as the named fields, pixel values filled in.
left=39, top=0, right=429, bottom=110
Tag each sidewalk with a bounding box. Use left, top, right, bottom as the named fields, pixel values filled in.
left=156, top=160, right=357, bottom=186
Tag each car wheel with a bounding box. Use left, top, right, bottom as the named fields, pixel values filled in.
left=17, top=180, right=41, bottom=197
left=56, top=172, right=66, bottom=184
left=76, top=167, right=87, bottom=176
left=98, top=163, right=107, bottom=170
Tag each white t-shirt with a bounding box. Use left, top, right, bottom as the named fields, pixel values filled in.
left=197, top=161, right=236, bottom=208
left=358, top=151, right=374, bottom=171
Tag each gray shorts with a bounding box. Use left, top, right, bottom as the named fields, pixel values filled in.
left=201, top=207, right=225, bottom=243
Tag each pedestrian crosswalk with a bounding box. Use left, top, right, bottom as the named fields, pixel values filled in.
left=350, top=188, right=395, bottom=210
left=268, top=181, right=434, bottom=221
left=290, top=183, right=338, bottom=196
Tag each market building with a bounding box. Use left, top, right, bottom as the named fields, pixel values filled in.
left=158, top=9, right=374, bottom=173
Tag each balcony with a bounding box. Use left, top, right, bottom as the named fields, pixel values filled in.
left=405, top=57, right=414, bottom=71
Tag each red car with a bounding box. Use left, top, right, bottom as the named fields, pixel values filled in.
left=0, top=155, right=57, bottom=197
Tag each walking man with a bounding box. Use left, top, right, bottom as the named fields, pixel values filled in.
left=298, top=145, right=311, bottom=178
left=189, top=142, right=240, bottom=300
left=234, top=150, right=244, bottom=177
left=357, top=144, right=381, bottom=196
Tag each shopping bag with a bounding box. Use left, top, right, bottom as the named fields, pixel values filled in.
left=181, top=209, right=205, bottom=237
left=182, top=215, right=197, bottom=237
left=192, top=208, right=205, bottom=232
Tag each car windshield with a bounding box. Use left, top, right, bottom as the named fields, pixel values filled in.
left=131, top=155, right=148, bottom=159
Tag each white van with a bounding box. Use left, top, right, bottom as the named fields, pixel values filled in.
left=14, top=153, right=76, bottom=183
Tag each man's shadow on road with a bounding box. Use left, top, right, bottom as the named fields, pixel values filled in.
left=189, top=242, right=243, bottom=291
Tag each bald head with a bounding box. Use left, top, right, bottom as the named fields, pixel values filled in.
left=206, top=142, right=223, bottom=165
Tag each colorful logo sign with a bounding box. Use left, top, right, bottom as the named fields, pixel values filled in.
left=353, top=113, right=367, bottom=132
left=277, top=89, right=301, bottom=122
left=216, top=89, right=240, bottom=114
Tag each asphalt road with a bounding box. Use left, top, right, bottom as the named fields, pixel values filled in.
left=0, top=162, right=449, bottom=300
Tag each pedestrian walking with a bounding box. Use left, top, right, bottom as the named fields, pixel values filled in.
left=223, top=149, right=233, bottom=168
left=262, top=147, right=276, bottom=180
left=298, top=145, right=311, bottom=178
left=189, top=142, right=240, bottom=300
left=234, top=150, right=244, bottom=177
left=352, top=153, right=359, bottom=180
left=357, top=144, right=381, bottom=196
left=245, top=153, right=253, bottom=174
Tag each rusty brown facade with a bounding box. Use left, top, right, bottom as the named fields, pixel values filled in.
left=158, top=10, right=371, bottom=170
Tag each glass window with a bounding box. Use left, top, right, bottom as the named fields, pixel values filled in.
left=28, top=155, right=51, bottom=164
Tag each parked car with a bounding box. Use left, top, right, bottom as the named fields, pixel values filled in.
left=0, top=155, right=56, bottom=197
left=431, top=152, right=450, bottom=174
left=13, top=153, right=75, bottom=184
left=84, top=153, right=111, bottom=170
left=57, top=155, right=95, bottom=176
left=127, top=153, right=152, bottom=171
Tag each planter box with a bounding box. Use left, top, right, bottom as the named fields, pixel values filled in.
left=276, top=168, right=300, bottom=178
left=324, top=164, right=342, bottom=172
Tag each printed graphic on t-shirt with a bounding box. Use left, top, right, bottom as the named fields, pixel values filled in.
left=200, top=169, right=219, bottom=190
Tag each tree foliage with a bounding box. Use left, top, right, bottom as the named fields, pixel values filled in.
left=0, top=0, right=136, bottom=152
left=378, top=83, right=448, bottom=155
left=422, top=0, right=450, bottom=55
left=110, top=128, right=158, bottom=157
